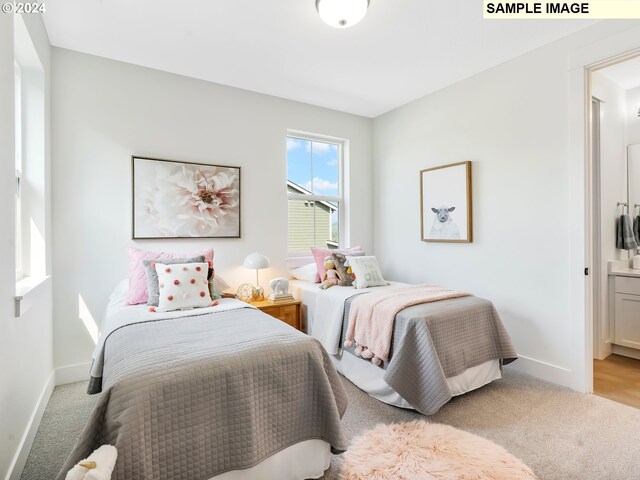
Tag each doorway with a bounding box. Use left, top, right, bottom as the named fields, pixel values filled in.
left=589, top=56, right=640, bottom=409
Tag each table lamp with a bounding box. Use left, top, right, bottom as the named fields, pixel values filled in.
left=243, top=252, right=270, bottom=301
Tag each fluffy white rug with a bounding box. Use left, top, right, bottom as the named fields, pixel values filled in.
left=341, top=420, right=538, bottom=480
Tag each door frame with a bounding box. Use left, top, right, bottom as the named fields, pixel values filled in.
left=569, top=25, right=640, bottom=394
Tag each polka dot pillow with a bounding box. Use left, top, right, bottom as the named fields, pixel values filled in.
left=154, top=262, right=213, bottom=312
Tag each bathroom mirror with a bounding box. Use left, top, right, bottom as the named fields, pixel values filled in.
left=629, top=144, right=640, bottom=216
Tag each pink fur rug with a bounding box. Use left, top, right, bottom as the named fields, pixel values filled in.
left=341, top=420, right=538, bottom=480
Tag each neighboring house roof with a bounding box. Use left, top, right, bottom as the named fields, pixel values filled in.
left=287, top=181, right=337, bottom=212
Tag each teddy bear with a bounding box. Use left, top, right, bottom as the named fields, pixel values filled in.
left=320, top=256, right=340, bottom=289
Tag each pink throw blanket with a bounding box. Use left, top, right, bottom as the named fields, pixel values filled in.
left=344, top=285, right=470, bottom=365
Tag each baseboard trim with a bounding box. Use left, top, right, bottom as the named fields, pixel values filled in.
left=505, top=355, right=572, bottom=387
left=5, top=371, right=55, bottom=480
left=612, top=345, right=640, bottom=361
left=55, top=362, right=91, bottom=386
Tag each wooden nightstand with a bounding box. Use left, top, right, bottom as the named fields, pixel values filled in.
left=250, top=299, right=302, bottom=331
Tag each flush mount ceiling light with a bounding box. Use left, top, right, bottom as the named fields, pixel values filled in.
left=315, top=0, right=370, bottom=28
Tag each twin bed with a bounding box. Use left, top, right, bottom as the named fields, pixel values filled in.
left=57, top=281, right=347, bottom=480
left=59, top=275, right=517, bottom=480
left=291, top=280, right=517, bottom=415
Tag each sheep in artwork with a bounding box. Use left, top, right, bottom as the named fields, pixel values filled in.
left=429, top=206, right=461, bottom=239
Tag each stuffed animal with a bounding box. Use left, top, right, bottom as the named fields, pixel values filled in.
left=65, top=445, right=117, bottom=480
left=320, top=256, right=340, bottom=289
left=332, top=252, right=358, bottom=287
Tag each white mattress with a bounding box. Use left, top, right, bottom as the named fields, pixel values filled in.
left=290, top=279, right=502, bottom=408
left=209, top=440, right=331, bottom=480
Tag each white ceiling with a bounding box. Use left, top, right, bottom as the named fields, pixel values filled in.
left=42, top=0, right=597, bottom=117
left=597, top=56, right=640, bottom=90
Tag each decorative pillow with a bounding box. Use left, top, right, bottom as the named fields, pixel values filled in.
left=154, top=262, right=212, bottom=312
left=128, top=247, right=214, bottom=305
left=290, top=263, right=319, bottom=283
left=346, top=255, right=387, bottom=289
left=144, top=255, right=205, bottom=306
left=311, top=246, right=365, bottom=282
left=331, top=252, right=364, bottom=287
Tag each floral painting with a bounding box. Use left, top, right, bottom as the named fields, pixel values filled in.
left=132, top=156, right=241, bottom=239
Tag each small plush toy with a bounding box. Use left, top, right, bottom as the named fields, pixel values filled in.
left=320, top=256, right=340, bottom=289
left=332, top=252, right=358, bottom=287
left=65, top=445, right=117, bottom=480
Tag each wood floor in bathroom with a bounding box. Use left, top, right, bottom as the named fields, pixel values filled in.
left=594, top=354, right=640, bottom=409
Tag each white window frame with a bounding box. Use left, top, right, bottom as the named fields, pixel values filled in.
left=286, top=131, right=345, bottom=258
left=15, top=61, right=23, bottom=280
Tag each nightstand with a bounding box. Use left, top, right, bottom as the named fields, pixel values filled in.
left=250, top=299, right=302, bottom=331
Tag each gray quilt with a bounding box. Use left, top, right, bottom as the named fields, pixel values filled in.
left=57, top=307, right=348, bottom=480
left=341, top=294, right=517, bottom=415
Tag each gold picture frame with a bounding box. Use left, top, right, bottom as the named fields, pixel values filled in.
left=420, top=161, right=472, bottom=243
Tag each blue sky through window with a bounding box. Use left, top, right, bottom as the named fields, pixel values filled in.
left=287, top=137, right=339, bottom=196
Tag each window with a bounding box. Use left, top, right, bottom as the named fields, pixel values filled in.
left=15, top=62, right=22, bottom=280
left=287, top=134, right=342, bottom=255
left=14, top=14, right=47, bottom=287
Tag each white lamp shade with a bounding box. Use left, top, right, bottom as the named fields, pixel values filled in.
left=243, top=252, right=270, bottom=270
left=316, top=0, right=369, bottom=28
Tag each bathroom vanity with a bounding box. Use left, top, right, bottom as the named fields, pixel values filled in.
left=609, top=261, right=640, bottom=359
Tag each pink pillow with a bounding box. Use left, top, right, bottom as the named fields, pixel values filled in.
left=128, top=247, right=214, bottom=305
left=311, top=246, right=365, bottom=282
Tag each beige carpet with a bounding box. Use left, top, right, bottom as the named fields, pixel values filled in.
left=21, top=368, right=640, bottom=480
left=323, top=368, right=640, bottom=480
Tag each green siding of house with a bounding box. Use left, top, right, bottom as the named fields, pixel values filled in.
left=288, top=199, right=332, bottom=252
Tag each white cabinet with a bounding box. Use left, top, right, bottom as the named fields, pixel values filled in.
left=613, top=276, right=640, bottom=350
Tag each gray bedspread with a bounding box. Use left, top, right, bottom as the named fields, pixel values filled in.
left=57, top=307, right=348, bottom=480
left=341, top=294, right=517, bottom=415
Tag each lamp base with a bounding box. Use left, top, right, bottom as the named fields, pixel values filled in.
left=252, top=286, right=265, bottom=302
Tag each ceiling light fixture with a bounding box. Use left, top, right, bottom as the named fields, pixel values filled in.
left=315, top=0, right=370, bottom=28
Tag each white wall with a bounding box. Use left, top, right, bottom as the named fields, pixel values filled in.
left=593, top=73, right=627, bottom=262
left=372, top=22, right=640, bottom=386
left=628, top=87, right=640, bottom=212
left=0, top=14, right=53, bottom=480
left=592, top=73, right=627, bottom=359
left=627, top=86, right=640, bottom=145
left=51, top=48, right=373, bottom=372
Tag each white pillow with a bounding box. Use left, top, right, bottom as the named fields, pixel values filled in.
left=346, top=255, right=387, bottom=289
left=155, top=262, right=213, bottom=312
left=290, top=263, right=319, bottom=283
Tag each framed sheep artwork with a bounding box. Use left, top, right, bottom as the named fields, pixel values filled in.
left=420, top=161, right=472, bottom=243
left=132, top=156, right=241, bottom=239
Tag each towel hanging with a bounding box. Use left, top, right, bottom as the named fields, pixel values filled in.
left=617, top=213, right=638, bottom=250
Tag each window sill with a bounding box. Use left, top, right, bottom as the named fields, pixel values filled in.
left=15, top=275, right=51, bottom=317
